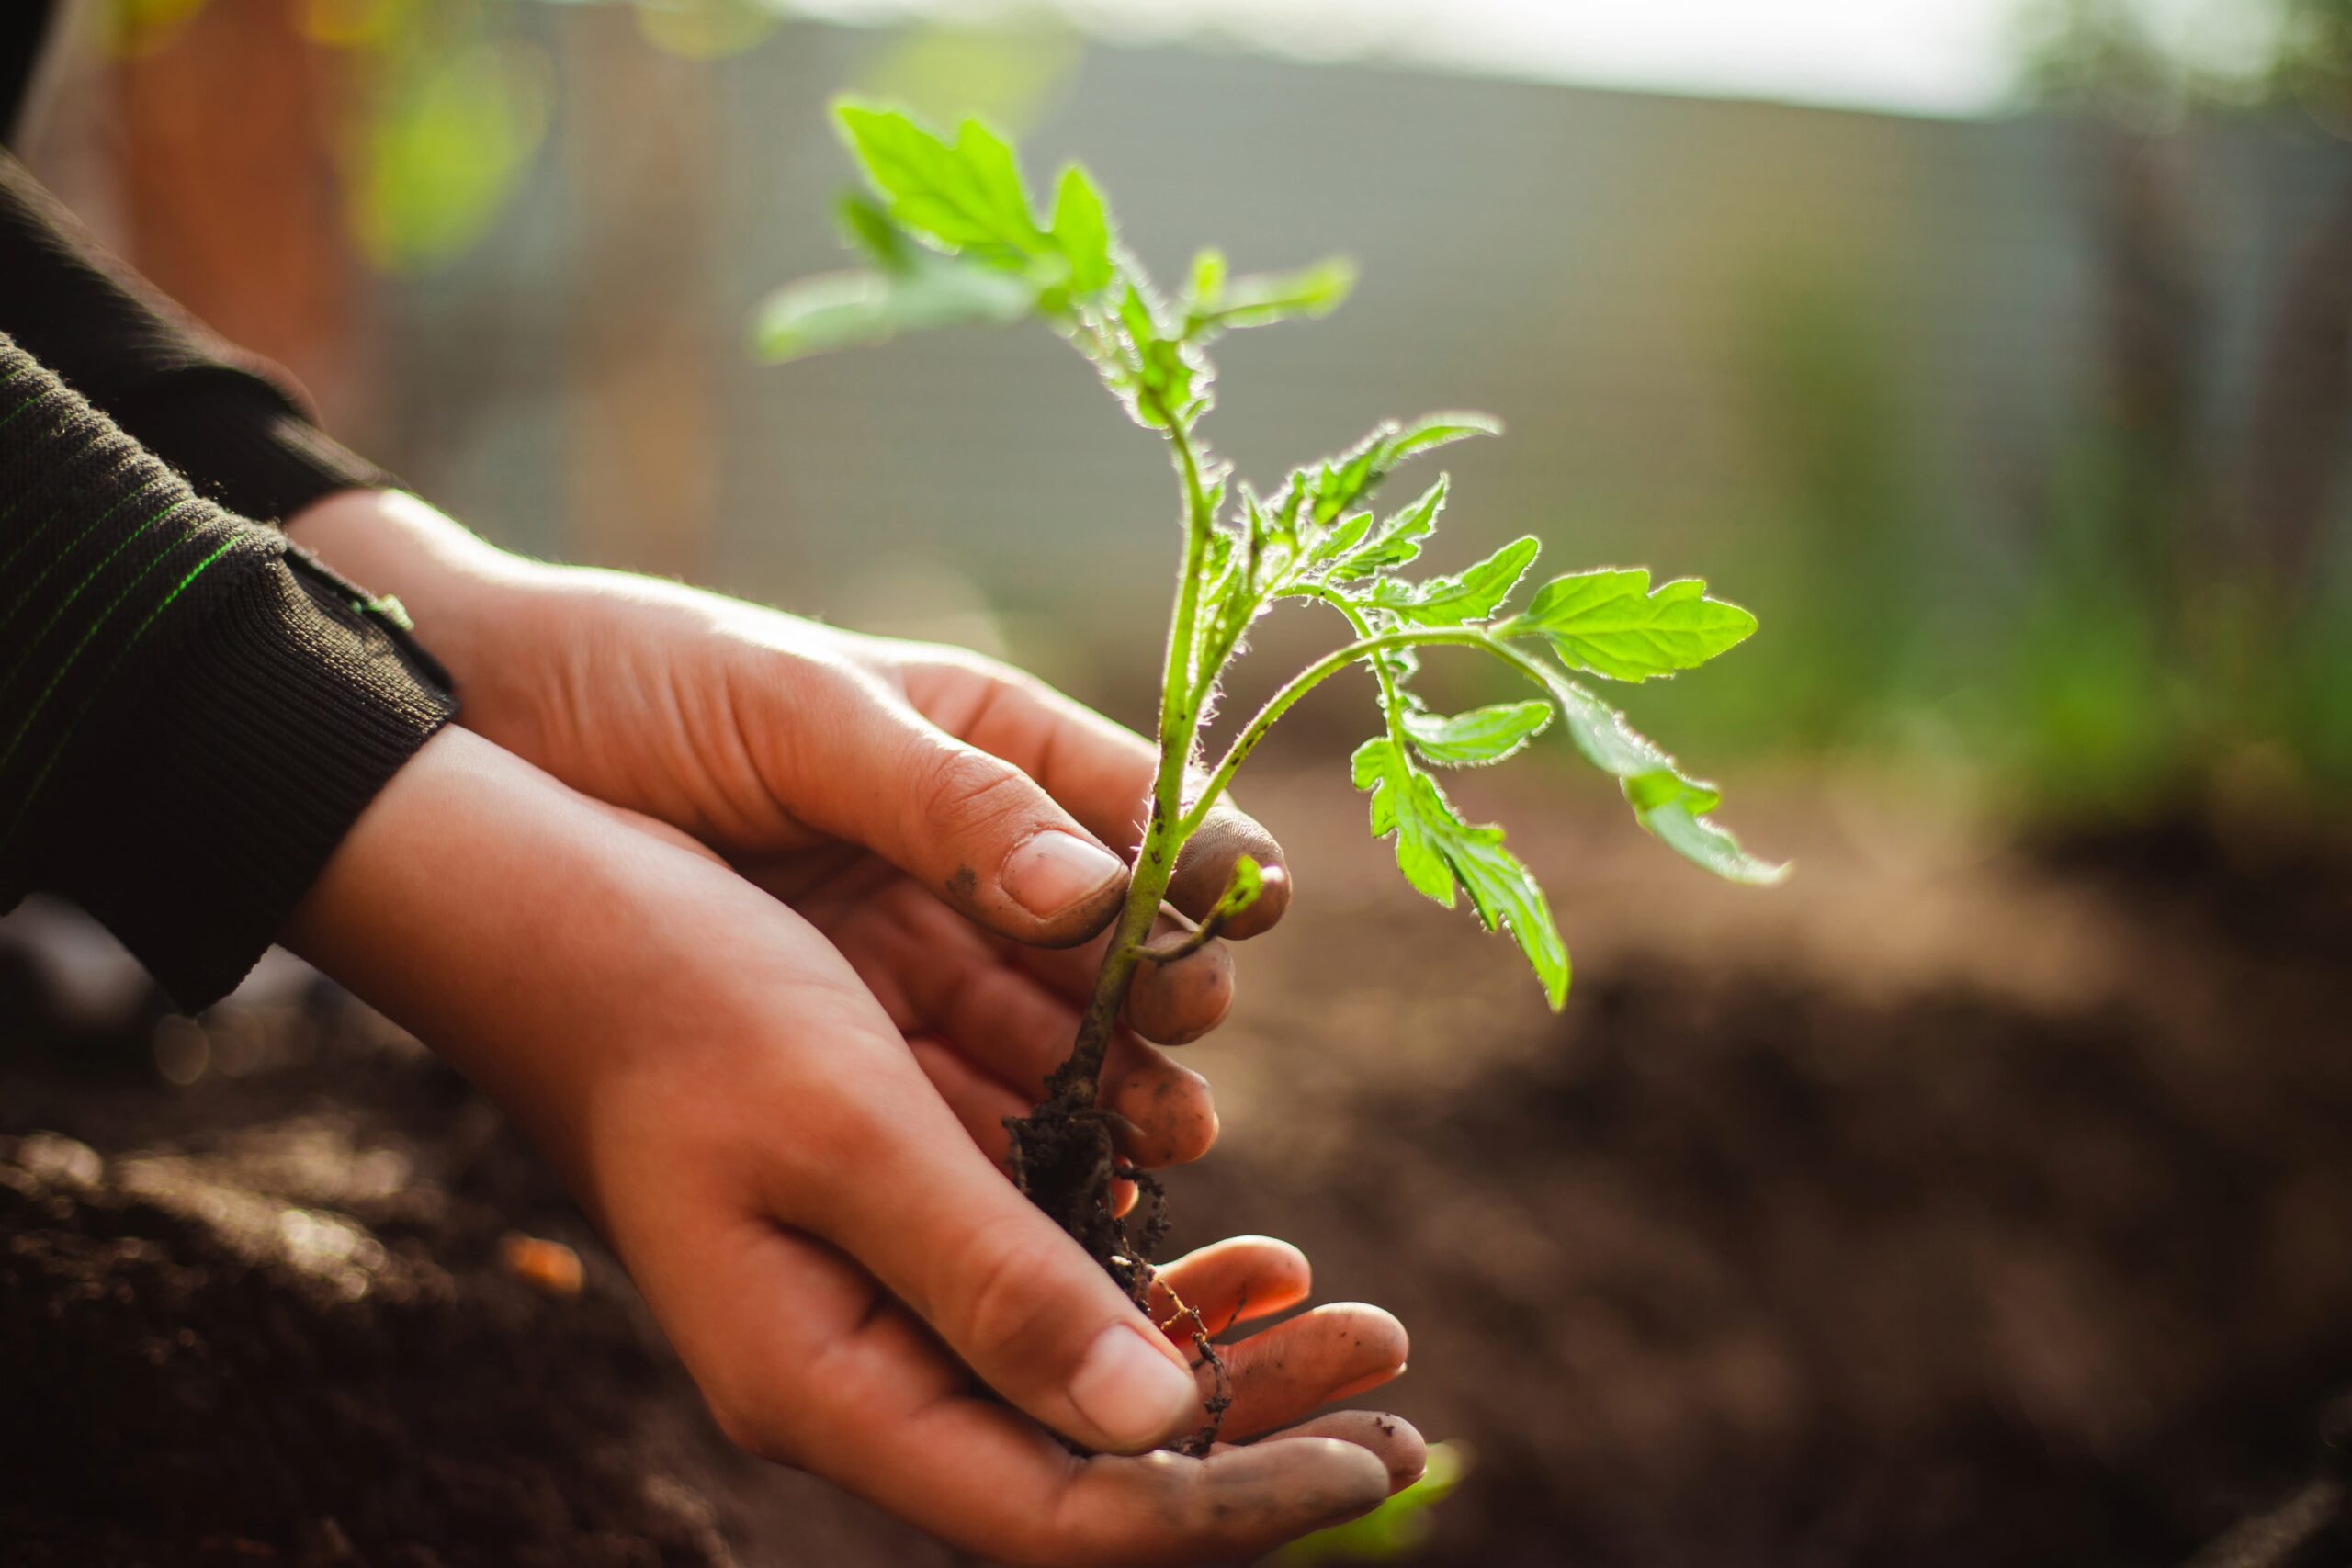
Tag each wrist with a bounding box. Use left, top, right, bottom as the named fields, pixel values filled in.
left=285, top=489, right=541, bottom=659
left=284, top=488, right=555, bottom=708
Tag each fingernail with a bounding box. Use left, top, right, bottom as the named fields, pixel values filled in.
left=1004, top=832, right=1125, bottom=919
left=1069, top=1323, right=1195, bottom=1450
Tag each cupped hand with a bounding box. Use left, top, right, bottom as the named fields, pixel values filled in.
left=288, top=489, right=1286, bottom=1168
left=288, top=728, right=1419, bottom=1565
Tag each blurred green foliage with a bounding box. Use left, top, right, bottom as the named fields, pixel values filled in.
left=2016, top=0, right=2352, bottom=125
left=2001, top=0, right=2352, bottom=810
left=343, top=22, right=551, bottom=272
left=1273, top=1441, right=1467, bottom=1565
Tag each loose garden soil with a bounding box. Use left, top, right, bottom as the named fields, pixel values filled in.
left=4, top=770, right=2348, bottom=1566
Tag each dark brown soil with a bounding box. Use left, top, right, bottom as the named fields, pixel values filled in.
left=3, top=781, right=2349, bottom=1565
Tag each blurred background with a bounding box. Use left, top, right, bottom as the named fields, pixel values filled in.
left=3, top=1, right=2350, bottom=1564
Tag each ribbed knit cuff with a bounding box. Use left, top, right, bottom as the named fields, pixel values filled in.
left=30, top=554, right=457, bottom=1010
left=114, top=368, right=397, bottom=525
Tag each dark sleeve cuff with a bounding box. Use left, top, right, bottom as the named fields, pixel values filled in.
left=108, top=367, right=397, bottom=524
left=32, top=554, right=457, bottom=1010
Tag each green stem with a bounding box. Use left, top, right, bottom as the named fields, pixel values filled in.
left=1177, top=626, right=1548, bottom=838
left=1049, top=397, right=1216, bottom=1111
left=1293, top=586, right=1408, bottom=748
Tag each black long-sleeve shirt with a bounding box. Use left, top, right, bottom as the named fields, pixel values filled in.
left=1, top=6, right=456, bottom=1007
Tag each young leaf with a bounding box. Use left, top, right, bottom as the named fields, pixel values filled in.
left=1325, top=477, right=1446, bottom=582
left=1382, top=412, right=1504, bottom=465
left=1108, top=278, right=1212, bottom=429
left=1210, top=853, right=1264, bottom=922
left=1307, top=510, right=1375, bottom=570
left=1402, top=700, right=1554, bottom=766
left=834, top=101, right=1048, bottom=261
left=1534, top=664, right=1679, bottom=779
left=1183, top=247, right=1227, bottom=313
left=1621, top=771, right=1787, bottom=885
left=1275, top=413, right=1501, bottom=536
left=1532, top=666, right=1788, bottom=884
left=836, top=193, right=912, bottom=271
left=1190, top=257, right=1357, bottom=332
left=750, top=260, right=1035, bottom=362
left=1350, top=737, right=1457, bottom=906
left=1496, top=568, right=1758, bottom=681
left=1369, top=536, right=1540, bottom=626
left=1050, top=165, right=1114, bottom=294
left=1351, top=736, right=1567, bottom=1007
left=1444, top=824, right=1569, bottom=1009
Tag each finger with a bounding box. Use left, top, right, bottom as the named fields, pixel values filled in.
left=850, top=894, right=1217, bottom=1165
left=902, top=655, right=1293, bottom=938
left=906, top=1039, right=1165, bottom=1197
left=908, top=1036, right=1024, bottom=1167
left=1014, top=910, right=1234, bottom=1046
left=1125, top=935, right=1234, bottom=1045
left=1100, top=1036, right=1218, bottom=1167
left=1194, top=1304, right=1410, bottom=1442
left=1148, top=1236, right=1312, bottom=1339
left=798, top=1071, right=1204, bottom=1456
left=629, top=1205, right=1393, bottom=1567
left=1248, top=1411, right=1428, bottom=1495
left=751, top=669, right=1132, bottom=947
left=876, top=1404, right=1393, bottom=1567
left=1169, top=808, right=1292, bottom=940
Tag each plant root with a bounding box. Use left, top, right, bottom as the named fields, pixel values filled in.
left=1004, top=1101, right=1229, bottom=1456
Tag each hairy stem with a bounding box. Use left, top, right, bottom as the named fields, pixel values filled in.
left=1048, top=400, right=1216, bottom=1111
left=1294, top=586, right=1408, bottom=747
left=1178, top=626, right=1534, bottom=837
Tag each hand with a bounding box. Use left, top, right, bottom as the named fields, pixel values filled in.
left=287, top=729, right=1419, bottom=1564
left=289, top=489, right=1286, bottom=1166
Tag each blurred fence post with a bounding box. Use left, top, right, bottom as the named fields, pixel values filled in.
left=560, top=6, right=718, bottom=580
left=108, top=0, right=372, bottom=433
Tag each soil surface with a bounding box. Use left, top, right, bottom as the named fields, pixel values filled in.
left=4, top=768, right=2349, bottom=1566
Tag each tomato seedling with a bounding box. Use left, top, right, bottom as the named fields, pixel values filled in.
left=755, top=99, right=1781, bottom=1442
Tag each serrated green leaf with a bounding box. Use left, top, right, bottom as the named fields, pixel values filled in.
left=1622, top=771, right=1786, bottom=885
left=1190, top=256, right=1356, bottom=332
left=1446, top=822, right=1569, bottom=1008
left=1402, top=700, right=1554, bottom=766
left=1050, top=164, right=1114, bottom=294
left=1272, top=414, right=1500, bottom=538
left=836, top=193, right=912, bottom=271
left=1184, top=247, right=1227, bottom=313
left=1641, top=800, right=1783, bottom=885
left=1528, top=666, right=1785, bottom=885
left=1497, top=568, right=1758, bottom=681
left=1383, top=412, right=1504, bottom=464
left=1106, top=277, right=1212, bottom=429
left=1326, top=477, right=1446, bottom=582
left=1351, top=736, right=1566, bottom=1006
left=1312, top=510, right=1374, bottom=565
left=750, top=259, right=1036, bottom=362
left=834, top=100, right=1048, bottom=260
left=1534, top=665, right=1680, bottom=779
left=1212, top=853, right=1264, bottom=921
left=1351, top=737, right=1457, bottom=906
left=1370, top=536, right=1540, bottom=626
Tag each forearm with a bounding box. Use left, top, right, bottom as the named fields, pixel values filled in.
left=0, top=336, right=453, bottom=1009
left=279, top=486, right=595, bottom=774
left=281, top=726, right=775, bottom=1197
left=284, top=489, right=526, bottom=673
